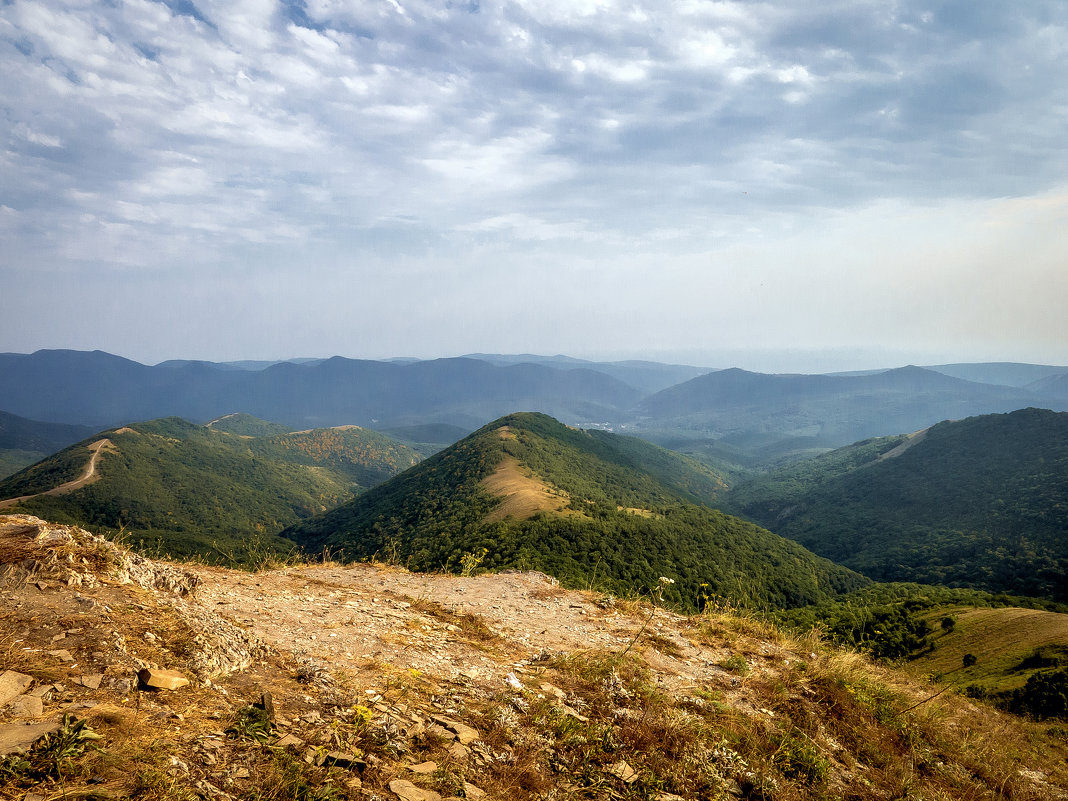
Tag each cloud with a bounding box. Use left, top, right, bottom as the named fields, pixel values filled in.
left=1, top=0, right=1066, bottom=364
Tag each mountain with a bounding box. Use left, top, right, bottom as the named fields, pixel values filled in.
left=0, top=350, right=640, bottom=430
left=464, top=353, right=710, bottom=393
left=926, top=362, right=1068, bottom=387
left=0, top=416, right=421, bottom=560
left=635, top=365, right=1058, bottom=450
left=284, top=412, right=868, bottom=609
left=0, top=411, right=97, bottom=479
left=728, top=408, right=1068, bottom=601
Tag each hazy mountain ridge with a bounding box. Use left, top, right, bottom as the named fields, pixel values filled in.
left=3, top=349, right=1067, bottom=466
left=284, top=412, right=869, bottom=610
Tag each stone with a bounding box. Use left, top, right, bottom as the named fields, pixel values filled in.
left=273, top=733, right=304, bottom=748
left=0, top=721, right=62, bottom=756
left=324, top=751, right=367, bottom=770
left=9, top=695, right=44, bottom=717
left=447, top=741, right=470, bottom=761
left=138, top=668, right=190, bottom=691
left=408, top=760, right=437, bottom=774
left=388, top=779, right=442, bottom=801
left=608, top=760, right=638, bottom=784
left=48, top=649, right=75, bottom=662
left=0, top=671, right=33, bottom=706
left=431, top=716, right=480, bottom=744
left=462, top=782, right=487, bottom=799
left=75, top=674, right=104, bottom=690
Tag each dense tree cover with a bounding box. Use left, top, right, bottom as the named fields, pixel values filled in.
left=0, top=416, right=420, bottom=562
left=205, top=413, right=293, bottom=437
left=729, top=409, right=1068, bottom=601
left=286, top=413, right=868, bottom=610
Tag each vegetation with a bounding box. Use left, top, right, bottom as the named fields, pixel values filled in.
left=729, top=408, right=1068, bottom=601
left=286, top=413, right=867, bottom=609
left=0, top=416, right=420, bottom=563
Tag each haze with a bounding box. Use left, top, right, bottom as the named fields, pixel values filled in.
left=2, top=1, right=1067, bottom=372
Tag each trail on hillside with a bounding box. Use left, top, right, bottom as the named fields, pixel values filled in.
left=0, top=438, right=113, bottom=509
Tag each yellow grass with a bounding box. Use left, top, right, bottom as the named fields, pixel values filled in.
left=480, top=457, right=578, bottom=523
left=909, top=606, right=1068, bottom=691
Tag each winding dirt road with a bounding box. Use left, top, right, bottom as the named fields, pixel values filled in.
left=0, top=438, right=112, bottom=509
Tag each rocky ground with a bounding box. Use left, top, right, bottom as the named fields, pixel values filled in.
left=2, top=514, right=1067, bottom=801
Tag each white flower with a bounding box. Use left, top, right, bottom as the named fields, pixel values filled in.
left=658, top=576, right=675, bottom=585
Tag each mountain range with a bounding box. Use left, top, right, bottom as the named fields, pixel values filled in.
left=4, top=351, right=1066, bottom=469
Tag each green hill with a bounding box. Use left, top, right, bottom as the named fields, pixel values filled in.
left=205, top=412, right=293, bottom=437
left=284, top=412, right=868, bottom=610
left=729, top=408, right=1068, bottom=601
left=0, top=416, right=421, bottom=561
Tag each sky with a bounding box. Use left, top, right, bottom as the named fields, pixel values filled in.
left=1, top=0, right=1067, bottom=372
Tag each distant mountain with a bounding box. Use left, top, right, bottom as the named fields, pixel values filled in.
left=0, top=411, right=97, bottom=479
left=0, top=416, right=421, bottom=561
left=635, top=365, right=1058, bottom=448
left=1028, top=371, right=1068, bottom=400
left=925, top=362, right=1068, bottom=388
left=465, top=353, right=710, bottom=394
left=284, top=412, right=868, bottom=610
left=0, top=350, right=641, bottom=430
left=728, top=408, right=1068, bottom=601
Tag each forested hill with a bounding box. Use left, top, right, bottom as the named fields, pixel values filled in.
left=729, top=408, right=1068, bottom=601
left=0, top=416, right=420, bottom=561
left=284, top=412, right=869, bottom=610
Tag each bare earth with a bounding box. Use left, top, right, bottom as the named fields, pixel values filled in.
left=0, top=439, right=114, bottom=509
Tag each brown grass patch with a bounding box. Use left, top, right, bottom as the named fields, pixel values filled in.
left=480, top=457, right=577, bottom=523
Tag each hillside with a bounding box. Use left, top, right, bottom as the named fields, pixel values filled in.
left=285, top=413, right=868, bottom=610
left=0, top=417, right=421, bottom=561
left=0, top=410, right=97, bottom=479
left=3, top=514, right=1067, bottom=801
left=730, top=408, right=1068, bottom=601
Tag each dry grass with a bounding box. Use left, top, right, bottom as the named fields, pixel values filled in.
left=480, top=456, right=578, bottom=523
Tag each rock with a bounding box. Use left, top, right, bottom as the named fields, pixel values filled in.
left=48, top=649, right=75, bottom=662
left=324, top=751, right=367, bottom=770
left=75, top=674, right=104, bottom=690
left=608, top=760, right=639, bottom=783
left=273, top=733, right=304, bottom=748
left=9, top=695, right=44, bottom=717
left=408, top=760, right=437, bottom=774
left=431, top=716, right=480, bottom=744
left=389, top=779, right=442, bottom=801
left=539, top=682, right=566, bottom=700
left=0, top=721, right=62, bottom=756
left=559, top=703, right=589, bottom=723
left=447, top=741, right=470, bottom=761
left=138, top=668, right=190, bottom=691
left=0, top=671, right=33, bottom=706
left=462, top=782, right=487, bottom=799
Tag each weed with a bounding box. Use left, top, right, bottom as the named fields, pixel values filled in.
left=226, top=705, right=275, bottom=743
left=720, top=653, right=751, bottom=676
left=0, top=713, right=103, bottom=787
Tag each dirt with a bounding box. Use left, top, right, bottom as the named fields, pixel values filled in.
left=0, top=439, right=114, bottom=509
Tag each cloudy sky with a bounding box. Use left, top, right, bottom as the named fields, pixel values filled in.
left=2, top=0, right=1066, bottom=371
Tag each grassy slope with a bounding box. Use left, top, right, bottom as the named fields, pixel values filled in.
left=0, top=417, right=420, bottom=562
left=910, top=606, right=1068, bottom=693
left=285, top=412, right=868, bottom=610
left=729, top=408, right=1068, bottom=601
